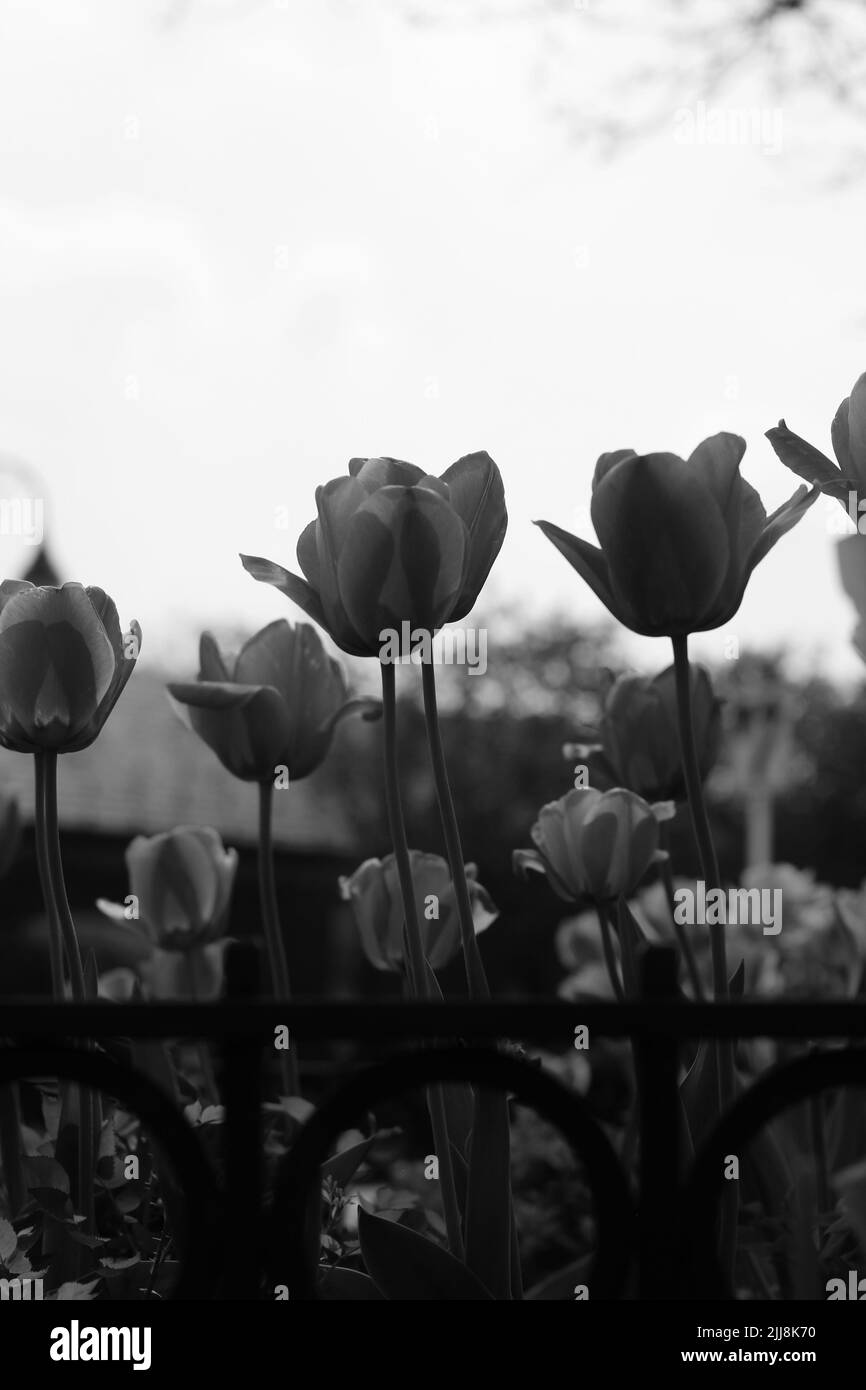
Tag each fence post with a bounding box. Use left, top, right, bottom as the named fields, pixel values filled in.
left=636, top=944, right=679, bottom=1300
left=221, top=940, right=264, bottom=1299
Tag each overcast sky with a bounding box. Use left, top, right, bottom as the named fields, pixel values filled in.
left=0, top=0, right=864, bottom=684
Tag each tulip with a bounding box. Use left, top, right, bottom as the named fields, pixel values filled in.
left=167, top=620, right=379, bottom=782
left=97, top=825, right=237, bottom=950
left=0, top=580, right=141, bottom=752
left=570, top=664, right=721, bottom=802
left=240, top=452, right=507, bottom=657
left=338, top=851, right=498, bottom=974
left=766, top=371, right=866, bottom=509
left=535, top=434, right=816, bottom=637
left=514, top=788, right=673, bottom=904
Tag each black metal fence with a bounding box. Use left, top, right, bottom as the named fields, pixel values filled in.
left=2, top=942, right=865, bottom=1301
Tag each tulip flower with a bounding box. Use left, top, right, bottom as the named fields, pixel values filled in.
left=239, top=452, right=507, bottom=658
left=535, top=434, right=816, bottom=638
left=514, top=788, right=674, bottom=904
left=97, top=826, right=237, bottom=950
left=0, top=580, right=141, bottom=752
left=167, top=620, right=379, bottom=782
left=569, top=664, right=721, bottom=802
left=339, top=851, right=498, bottom=974
left=766, top=371, right=866, bottom=510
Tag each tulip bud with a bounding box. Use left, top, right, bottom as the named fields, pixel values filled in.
left=575, top=664, right=720, bottom=801
left=240, top=451, right=507, bottom=658
left=168, top=620, right=379, bottom=782
left=0, top=580, right=141, bottom=753
left=339, top=851, right=497, bottom=973
left=97, top=826, right=237, bottom=951
left=536, top=435, right=816, bottom=638
left=514, top=788, right=674, bottom=903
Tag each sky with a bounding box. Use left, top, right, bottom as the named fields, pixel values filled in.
left=0, top=0, right=864, bottom=685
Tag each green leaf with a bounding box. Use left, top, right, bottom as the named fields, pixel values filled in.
left=525, top=1254, right=592, bottom=1300
left=0, top=1216, right=18, bottom=1265
left=29, top=1187, right=74, bottom=1220
left=464, top=1088, right=513, bottom=1299
left=421, top=957, right=475, bottom=1159
left=321, top=1137, right=379, bottom=1189
left=22, top=1156, right=70, bottom=1194
left=319, top=1266, right=385, bottom=1300
left=358, top=1208, right=494, bottom=1300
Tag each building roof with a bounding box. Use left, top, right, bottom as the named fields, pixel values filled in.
left=0, top=663, right=361, bottom=855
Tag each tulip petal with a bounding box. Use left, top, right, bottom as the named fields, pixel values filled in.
left=234, top=619, right=295, bottom=688
left=746, top=483, right=819, bottom=573
left=440, top=452, right=508, bottom=621
left=296, top=520, right=321, bottom=588
left=579, top=810, right=618, bottom=899
left=590, top=453, right=731, bottom=635
left=592, top=450, right=637, bottom=489
left=349, top=457, right=427, bottom=491
left=533, top=520, right=631, bottom=624
left=338, top=486, right=468, bottom=645
left=199, top=632, right=230, bottom=682
left=168, top=680, right=296, bottom=781
left=765, top=421, right=850, bottom=504
left=240, top=553, right=367, bottom=652
left=315, top=478, right=382, bottom=649
left=848, top=374, right=866, bottom=484
left=0, top=579, right=34, bottom=617
left=837, top=535, right=866, bottom=650
left=0, top=582, right=120, bottom=745
left=687, top=433, right=746, bottom=515
left=831, top=398, right=854, bottom=478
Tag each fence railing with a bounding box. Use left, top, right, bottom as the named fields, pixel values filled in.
left=2, top=941, right=865, bottom=1300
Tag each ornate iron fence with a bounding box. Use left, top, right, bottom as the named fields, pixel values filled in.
left=2, top=941, right=865, bottom=1301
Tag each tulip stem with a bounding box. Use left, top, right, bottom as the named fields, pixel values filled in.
left=37, top=750, right=96, bottom=1245
left=670, top=640, right=730, bottom=1018
left=257, top=779, right=300, bottom=1099
left=419, top=656, right=520, bottom=1297
left=420, top=658, right=490, bottom=1000
left=671, top=635, right=738, bottom=1282
left=596, top=903, right=625, bottom=1002
left=659, top=821, right=705, bottom=1001
left=381, top=660, right=465, bottom=1262
left=33, top=754, right=64, bottom=1000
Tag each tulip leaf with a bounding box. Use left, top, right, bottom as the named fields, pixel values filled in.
left=765, top=422, right=850, bottom=505
left=358, top=1208, right=494, bottom=1300
left=524, top=1254, right=592, bottom=1300
left=679, top=1038, right=724, bottom=1151
left=322, top=1135, right=387, bottom=1189
left=319, top=1266, right=385, bottom=1301
left=421, top=955, right=475, bottom=1160
left=22, top=1156, right=70, bottom=1194
left=464, top=1087, right=513, bottom=1300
